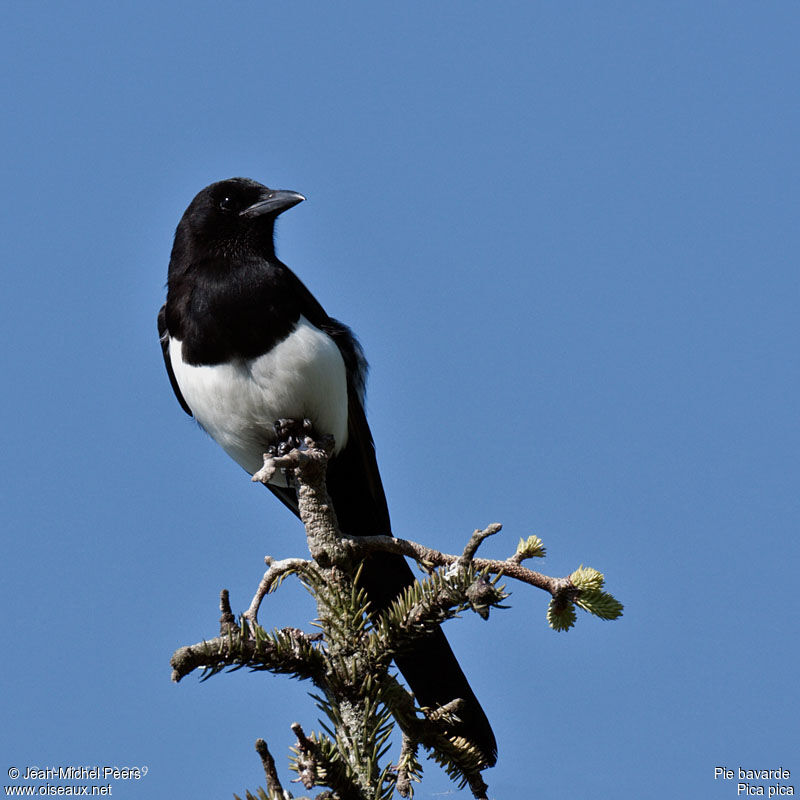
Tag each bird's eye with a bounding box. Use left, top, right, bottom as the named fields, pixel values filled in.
left=218, top=196, right=237, bottom=212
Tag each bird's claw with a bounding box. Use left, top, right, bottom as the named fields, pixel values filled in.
left=271, top=418, right=316, bottom=455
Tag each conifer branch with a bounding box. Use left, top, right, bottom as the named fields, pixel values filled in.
left=254, top=738, right=291, bottom=800
left=340, top=531, right=564, bottom=595
left=173, top=425, right=623, bottom=799
left=170, top=592, right=325, bottom=684
left=371, top=563, right=507, bottom=661
left=339, top=531, right=622, bottom=629
left=243, top=556, right=312, bottom=627
left=394, top=733, right=421, bottom=798
left=252, top=433, right=350, bottom=570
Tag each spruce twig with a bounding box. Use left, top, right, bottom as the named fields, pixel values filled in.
left=339, top=532, right=622, bottom=629
left=254, top=738, right=292, bottom=800
left=244, top=556, right=311, bottom=627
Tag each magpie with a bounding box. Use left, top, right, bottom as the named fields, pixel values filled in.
left=158, top=177, right=497, bottom=766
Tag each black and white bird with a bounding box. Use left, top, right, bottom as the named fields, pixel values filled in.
left=158, top=177, right=496, bottom=766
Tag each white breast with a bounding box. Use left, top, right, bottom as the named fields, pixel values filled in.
left=168, top=316, right=349, bottom=476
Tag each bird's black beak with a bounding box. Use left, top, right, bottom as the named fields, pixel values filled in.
left=239, top=190, right=306, bottom=218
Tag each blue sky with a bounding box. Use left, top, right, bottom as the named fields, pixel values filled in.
left=2, top=2, right=798, bottom=798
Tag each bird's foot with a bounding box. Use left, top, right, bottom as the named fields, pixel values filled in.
left=254, top=421, right=334, bottom=487
left=268, top=418, right=316, bottom=456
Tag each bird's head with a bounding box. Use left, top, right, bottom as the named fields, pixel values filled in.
left=173, top=177, right=305, bottom=262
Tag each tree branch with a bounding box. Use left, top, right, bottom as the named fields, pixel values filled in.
left=254, top=738, right=291, bottom=800
left=171, top=612, right=325, bottom=684
left=173, top=427, right=623, bottom=800
left=341, top=530, right=578, bottom=603
left=243, top=556, right=311, bottom=627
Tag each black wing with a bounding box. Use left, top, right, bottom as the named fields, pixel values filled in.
left=158, top=304, right=193, bottom=417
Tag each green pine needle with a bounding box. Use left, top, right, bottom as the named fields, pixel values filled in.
left=570, top=564, right=605, bottom=590
left=235, top=789, right=270, bottom=800
left=574, top=589, right=624, bottom=620
left=426, top=735, right=491, bottom=790
left=515, top=534, right=546, bottom=560
left=547, top=600, right=577, bottom=631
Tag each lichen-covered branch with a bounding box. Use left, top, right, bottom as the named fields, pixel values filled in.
left=339, top=527, right=623, bottom=630
left=252, top=433, right=350, bottom=570
left=243, top=556, right=311, bottom=627
left=254, top=738, right=291, bottom=800
left=170, top=591, right=325, bottom=684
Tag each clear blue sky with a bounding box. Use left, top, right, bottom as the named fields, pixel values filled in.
left=2, top=3, right=798, bottom=798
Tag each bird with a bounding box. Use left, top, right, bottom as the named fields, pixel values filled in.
left=158, top=177, right=497, bottom=766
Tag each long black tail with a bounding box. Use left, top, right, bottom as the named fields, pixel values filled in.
left=268, top=428, right=497, bottom=767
